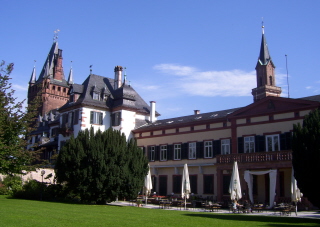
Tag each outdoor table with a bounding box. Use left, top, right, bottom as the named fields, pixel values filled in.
left=159, top=201, right=171, bottom=209
left=211, top=204, right=222, bottom=212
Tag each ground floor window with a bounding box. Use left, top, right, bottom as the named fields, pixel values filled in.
left=223, top=175, right=231, bottom=195
left=203, top=175, right=214, bottom=194
left=190, top=175, right=198, bottom=194
left=172, top=175, right=182, bottom=194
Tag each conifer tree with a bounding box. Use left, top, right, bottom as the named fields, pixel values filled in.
left=55, top=127, right=148, bottom=204
left=292, top=108, right=320, bottom=208
left=0, top=61, right=39, bottom=175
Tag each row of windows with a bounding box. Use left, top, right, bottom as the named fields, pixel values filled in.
left=147, top=133, right=291, bottom=162
left=149, top=139, right=230, bottom=161
left=155, top=174, right=214, bottom=196
left=60, top=110, right=122, bottom=127
left=61, top=110, right=80, bottom=128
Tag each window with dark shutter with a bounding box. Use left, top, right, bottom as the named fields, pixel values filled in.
left=149, top=146, right=155, bottom=161
left=213, top=140, right=221, bottom=157
left=74, top=110, right=79, bottom=125
left=238, top=137, right=244, bottom=153
left=112, top=112, right=121, bottom=126
left=90, top=111, right=103, bottom=125
left=197, top=142, right=204, bottom=159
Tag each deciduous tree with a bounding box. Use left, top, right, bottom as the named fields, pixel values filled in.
left=0, top=61, right=39, bottom=175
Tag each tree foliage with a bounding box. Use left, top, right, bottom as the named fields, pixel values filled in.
left=55, top=127, right=148, bottom=204
left=0, top=61, right=39, bottom=175
left=292, top=108, right=320, bottom=208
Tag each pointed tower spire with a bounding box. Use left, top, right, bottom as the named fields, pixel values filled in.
left=258, top=25, right=271, bottom=65
left=44, top=58, right=50, bottom=78
left=67, top=61, right=74, bottom=85
left=252, top=24, right=281, bottom=102
left=29, top=61, right=36, bottom=84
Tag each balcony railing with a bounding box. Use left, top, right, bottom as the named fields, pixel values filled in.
left=216, top=150, right=292, bottom=164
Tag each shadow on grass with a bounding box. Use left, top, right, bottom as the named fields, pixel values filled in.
left=5, top=195, right=128, bottom=208
left=183, top=213, right=320, bottom=226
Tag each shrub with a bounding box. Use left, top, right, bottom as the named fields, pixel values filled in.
left=0, top=183, right=8, bottom=195
left=13, top=179, right=43, bottom=200
left=2, top=175, right=23, bottom=195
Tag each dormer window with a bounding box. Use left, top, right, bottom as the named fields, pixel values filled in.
left=93, top=92, right=100, bottom=100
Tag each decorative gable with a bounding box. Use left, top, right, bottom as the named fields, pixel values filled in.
left=230, top=96, right=319, bottom=118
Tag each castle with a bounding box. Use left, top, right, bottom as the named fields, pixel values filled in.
left=28, top=27, right=319, bottom=207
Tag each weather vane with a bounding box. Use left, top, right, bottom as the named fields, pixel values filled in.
left=53, top=29, right=60, bottom=43
left=261, top=17, right=264, bottom=34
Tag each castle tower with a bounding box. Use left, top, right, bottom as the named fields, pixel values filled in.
left=251, top=26, right=282, bottom=102
left=28, top=41, right=70, bottom=116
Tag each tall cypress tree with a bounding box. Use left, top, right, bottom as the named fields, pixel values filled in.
left=55, top=127, right=148, bottom=204
left=292, top=108, right=320, bottom=208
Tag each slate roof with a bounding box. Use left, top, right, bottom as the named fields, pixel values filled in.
left=297, top=94, right=320, bottom=102
left=134, top=93, right=320, bottom=132
left=34, top=42, right=69, bottom=87
left=60, top=73, right=156, bottom=116
left=134, top=107, right=242, bottom=131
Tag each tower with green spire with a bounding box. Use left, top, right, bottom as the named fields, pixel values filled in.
left=251, top=25, right=282, bottom=102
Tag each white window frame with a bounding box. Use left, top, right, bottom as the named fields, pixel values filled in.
left=150, top=146, right=155, bottom=161
left=93, top=92, right=100, bottom=100
left=266, top=134, right=280, bottom=151
left=188, top=142, right=196, bottom=159
left=174, top=144, right=181, bottom=160
left=244, top=136, right=255, bottom=153
left=221, top=139, right=230, bottom=155
left=90, top=111, right=103, bottom=125
left=160, top=145, right=167, bottom=161
left=204, top=141, right=213, bottom=158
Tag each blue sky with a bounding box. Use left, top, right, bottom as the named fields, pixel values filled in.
left=1, top=1, right=319, bottom=119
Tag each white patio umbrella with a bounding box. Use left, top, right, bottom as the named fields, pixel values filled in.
left=144, top=165, right=153, bottom=206
left=229, top=161, right=242, bottom=202
left=181, top=163, right=191, bottom=210
left=291, top=168, right=303, bottom=216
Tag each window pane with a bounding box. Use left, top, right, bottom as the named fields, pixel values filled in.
left=274, top=136, right=279, bottom=151
left=189, top=142, right=196, bottom=159
left=174, top=144, right=181, bottom=160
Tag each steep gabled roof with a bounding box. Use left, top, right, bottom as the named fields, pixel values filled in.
left=35, top=42, right=69, bottom=87
left=38, top=42, right=59, bottom=80
left=60, top=73, right=154, bottom=115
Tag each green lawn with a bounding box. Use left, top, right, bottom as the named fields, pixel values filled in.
left=0, top=195, right=319, bottom=227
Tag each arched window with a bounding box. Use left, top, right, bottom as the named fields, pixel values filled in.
left=269, top=76, right=273, bottom=85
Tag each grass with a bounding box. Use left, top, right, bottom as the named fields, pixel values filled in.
left=1, top=195, right=320, bottom=227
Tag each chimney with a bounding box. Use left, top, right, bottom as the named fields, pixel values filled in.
left=194, top=110, right=200, bottom=115
left=114, top=66, right=123, bottom=89
left=150, top=101, right=156, bottom=123
left=54, top=49, right=64, bottom=81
